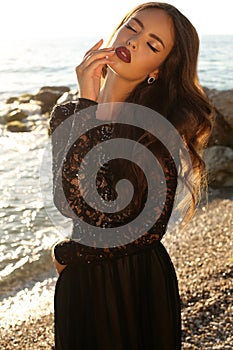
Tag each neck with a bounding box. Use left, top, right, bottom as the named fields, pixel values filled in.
left=98, top=71, right=140, bottom=104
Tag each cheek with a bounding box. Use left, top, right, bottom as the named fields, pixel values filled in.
left=109, top=29, right=126, bottom=47
left=135, top=54, right=158, bottom=75
left=139, top=52, right=169, bottom=75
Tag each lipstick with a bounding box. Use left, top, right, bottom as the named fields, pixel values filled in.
left=115, top=46, right=131, bottom=63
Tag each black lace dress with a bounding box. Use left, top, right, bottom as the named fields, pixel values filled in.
left=50, top=98, right=181, bottom=350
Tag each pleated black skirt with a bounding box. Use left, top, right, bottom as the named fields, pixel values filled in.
left=54, top=241, right=181, bottom=350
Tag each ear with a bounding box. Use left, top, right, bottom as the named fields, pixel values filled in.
left=149, top=68, right=159, bottom=80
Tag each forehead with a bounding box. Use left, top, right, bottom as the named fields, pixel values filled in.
left=130, top=8, right=174, bottom=49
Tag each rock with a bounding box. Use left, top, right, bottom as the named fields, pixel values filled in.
left=18, top=102, right=42, bottom=116
left=203, top=146, right=233, bottom=187
left=33, top=86, right=70, bottom=113
left=205, top=88, right=233, bottom=130
left=5, top=94, right=34, bottom=104
left=6, top=120, right=33, bottom=132
left=5, top=109, right=28, bottom=123
left=207, top=110, right=233, bottom=148
left=39, top=86, right=70, bottom=94
left=18, top=93, right=34, bottom=104
left=204, top=88, right=233, bottom=187
left=56, top=89, right=79, bottom=105
left=5, top=96, right=19, bottom=104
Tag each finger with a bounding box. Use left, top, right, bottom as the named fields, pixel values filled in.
left=84, top=56, right=115, bottom=73
left=84, top=46, right=115, bottom=61
left=82, top=49, right=115, bottom=67
left=76, top=56, right=114, bottom=77
left=76, top=56, right=115, bottom=77
left=84, top=38, right=103, bottom=57
left=89, top=38, right=103, bottom=50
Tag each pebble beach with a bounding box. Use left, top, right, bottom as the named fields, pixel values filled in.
left=0, top=187, right=232, bottom=349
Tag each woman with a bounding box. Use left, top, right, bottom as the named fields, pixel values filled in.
left=50, top=2, right=213, bottom=349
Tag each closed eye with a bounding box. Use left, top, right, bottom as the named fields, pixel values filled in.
left=125, top=24, right=137, bottom=33
left=147, top=42, right=159, bottom=53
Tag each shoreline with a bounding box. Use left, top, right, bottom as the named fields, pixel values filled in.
left=0, top=189, right=232, bottom=349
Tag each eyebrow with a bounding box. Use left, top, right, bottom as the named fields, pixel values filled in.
left=131, top=17, right=165, bottom=49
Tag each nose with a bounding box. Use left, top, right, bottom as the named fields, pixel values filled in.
left=126, top=39, right=137, bottom=50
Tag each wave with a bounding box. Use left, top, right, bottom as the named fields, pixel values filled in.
left=0, top=248, right=56, bottom=300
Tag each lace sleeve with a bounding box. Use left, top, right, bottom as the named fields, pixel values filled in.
left=49, top=98, right=98, bottom=219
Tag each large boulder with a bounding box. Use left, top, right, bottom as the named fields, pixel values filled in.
left=56, top=89, right=79, bottom=105
left=33, top=86, right=70, bottom=113
left=203, top=146, right=233, bottom=187
left=204, top=88, right=233, bottom=148
left=207, top=89, right=233, bottom=129
left=207, top=109, right=233, bottom=148
left=203, top=88, right=233, bottom=187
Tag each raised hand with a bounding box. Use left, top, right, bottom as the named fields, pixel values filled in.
left=75, top=39, right=115, bottom=102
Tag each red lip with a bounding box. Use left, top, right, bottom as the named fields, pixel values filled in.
left=115, top=46, right=131, bottom=63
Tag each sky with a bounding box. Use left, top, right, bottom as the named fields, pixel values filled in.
left=0, top=0, right=232, bottom=40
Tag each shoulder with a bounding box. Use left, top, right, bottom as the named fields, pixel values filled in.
left=49, top=98, right=98, bottom=134
left=49, top=102, right=76, bottom=134
left=51, top=101, right=77, bottom=119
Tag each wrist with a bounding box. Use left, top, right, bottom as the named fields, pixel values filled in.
left=79, top=90, right=98, bottom=103
left=79, top=97, right=98, bottom=104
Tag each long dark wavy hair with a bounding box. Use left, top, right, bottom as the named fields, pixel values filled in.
left=102, top=2, right=214, bottom=225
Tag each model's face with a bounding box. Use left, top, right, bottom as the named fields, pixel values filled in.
left=108, top=8, right=174, bottom=82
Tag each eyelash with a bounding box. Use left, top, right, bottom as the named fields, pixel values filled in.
left=147, top=42, right=159, bottom=53
left=125, top=24, right=137, bottom=33
left=125, top=24, right=159, bottom=53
